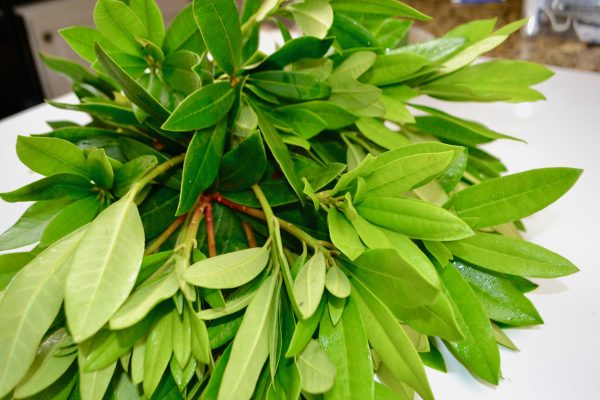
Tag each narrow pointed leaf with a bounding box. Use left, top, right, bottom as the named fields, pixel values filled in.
left=143, top=310, right=173, bottom=397
left=17, top=136, right=89, bottom=177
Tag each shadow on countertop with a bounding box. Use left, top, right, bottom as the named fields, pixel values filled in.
left=403, top=0, right=600, bottom=72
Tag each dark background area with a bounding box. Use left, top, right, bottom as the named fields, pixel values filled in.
left=0, top=0, right=44, bottom=119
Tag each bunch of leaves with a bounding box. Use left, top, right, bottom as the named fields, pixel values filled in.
left=0, top=0, right=581, bottom=399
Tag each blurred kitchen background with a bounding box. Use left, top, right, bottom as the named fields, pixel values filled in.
left=1, top=0, right=599, bottom=120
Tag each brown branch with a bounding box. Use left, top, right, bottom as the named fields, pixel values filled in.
left=144, top=215, right=186, bottom=256
left=205, top=202, right=217, bottom=257
left=242, top=221, right=258, bottom=248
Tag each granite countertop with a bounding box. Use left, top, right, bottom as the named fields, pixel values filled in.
left=403, top=0, right=600, bottom=72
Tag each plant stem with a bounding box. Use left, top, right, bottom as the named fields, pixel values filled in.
left=242, top=221, right=257, bottom=248
left=205, top=202, right=217, bottom=257
left=182, top=197, right=210, bottom=255
left=134, top=153, right=186, bottom=194
left=145, top=215, right=186, bottom=256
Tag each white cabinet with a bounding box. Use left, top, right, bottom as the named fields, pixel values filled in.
left=15, top=0, right=190, bottom=99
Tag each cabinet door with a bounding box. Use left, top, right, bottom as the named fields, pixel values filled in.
left=16, top=0, right=190, bottom=99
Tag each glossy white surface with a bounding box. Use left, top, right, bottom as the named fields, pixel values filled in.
left=1, top=66, right=599, bottom=399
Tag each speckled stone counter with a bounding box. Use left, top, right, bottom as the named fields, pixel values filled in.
left=403, top=0, right=600, bottom=72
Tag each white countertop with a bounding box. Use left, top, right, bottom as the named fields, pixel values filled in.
left=1, top=66, right=599, bottom=400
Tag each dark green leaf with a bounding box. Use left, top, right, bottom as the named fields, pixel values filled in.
left=258, top=37, right=334, bottom=70
left=193, top=0, right=242, bottom=75
left=250, top=71, right=331, bottom=101
left=163, top=4, right=205, bottom=56
left=40, top=196, right=101, bottom=247
left=178, top=120, right=227, bottom=214
left=87, top=148, right=114, bottom=189
left=218, top=133, right=267, bottom=191
left=129, top=0, right=165, bottom=46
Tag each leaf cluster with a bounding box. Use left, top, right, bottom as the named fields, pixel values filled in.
left=0, top=1, right=580, bottom=399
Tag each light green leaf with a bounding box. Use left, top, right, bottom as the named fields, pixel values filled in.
left=297, top=340, right=336, bottom=394
left=16, top=136, right=88, bottom=177
left=193, top=0, right=242, bottom=75
left=0, top=199, right=71, bottom=251
left=441, top=263, right=500, bottom=384
left=178, top=120, right=227, bottom=215
left=189, top=306, right=211, bottom=365
left=0, top=174, right=93, bottom=203
left=250, top=71, right=331, bottom=101
left=445, top=232, right=578, bottom=278
left=319, top=297, right=374, bottom=400
left=278, top=101, right=358, bottom=130
left=345, top=248, right=439, bottom=309
left=330, top=78, right=381, bottom=112
left=94, top=0, right=147, bottom=56
left=330, top=51, right=377, bottom=82
left=0, top=253, right=35, bottom=291
left=327, top=208, right=366, bottom=261
left=356, top=118, right=408, bottom=150
left=218, top=275, right=277, bottom=400
left=162, top=81, right=236, bottom=131
left=59, top=26, right=111, bottom=63
left=79, top=355, right=117, bottom=400
left=39, top=196, right=101, bottom=247
left=290, top=0, right=334, bottom=39
left=161, top=51, right=201, bottom=95
left=172, top=309, right=192, bottom=367
left=0, top=228, right=85, bottom=398
left=113, top=156, right=158, bottom=197
left=293, top=251, right=327, bottom=319
left=449, top=167, right=582, bottom=229
left=184, top=245, right=269, bottom=289
left=13, top=330, right=76, bottom=398
left=351, top=279, right=434, bottom=400
left=143, top=310, right=173, bottom=397
left=129, top=0, right=165, bottom=46
left=364, top=53, right=429, bottom=86
left=325, top=265, right=351, bottom=298
left=110, top=272, right=178, bottom=330
left=65, top=194, right=145, bottom=343
left=259, top=37, right=334, bottom=70
left=357, top=197, right=473, bottom=241
left=329, top=0, right=429, bottom=20
left=286, top=296, right=326, bottom=357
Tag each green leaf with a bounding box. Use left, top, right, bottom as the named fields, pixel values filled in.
left=87, top=148, right=114, bottom=189
left=453, top=260, right=542, bottom=326
left=65, top=194, right=145, bottom=343
left=364, top=53, right=429, bottom=86
left=329, top=77, right=381, bottom=112
left=13, top=330, right=76, bottom=398
left=80, top=315, right=153, bottom=372
left=218, top=133, right=267, bottom=191
left=327, top=208, right=366, bottom=261
left=250, top=71, right=331, bottom=101
left=94, top=0, right=148, bottom=56
left=330, top=51, right=377, bottom=82
left=59, top=26, right=111, bottom=63
left=319, top=297, right=374, bottom=400
left=218, top=275, right=276, bottom=400
left=16, top=136, right=89, bottom=177
left=0, top=229, right=85, bottom=397
left=329, top=0, right=430, bottom=20
left=325, top=265, right=351, bottom=299
left=193, top=0, right=242, bottom=75
left=113, top=155, right=158, bottom=197
left=129, top=0, right=165, bottom=46
left=286, top=296, right=326, bottom=357
left=162, top=51, right=202, bottom=95
left=357, top=197, right=473, bottom=241
left=184, top=245, right=269, bottom=289
left=140, top=188, right=179, bottom=239
left=143, top=310, right=173, bottom=397
left=278, top=101, right=358, bottom=130
left=252, top=102, right=305, bottom=205
left=355, top=118, right=408, bottom=150
left=0, top=174, right=93, bottom=203
left=162, top=82, right=236, bottom=131
left=0, top=200, right=71, bottom=251
left=290, top=0, right=334, bottom=39
left=110, top=272, right=178, bottom=329
left=422, top=60, right=554, bottom=102
left=95, top=44, right=170, bottom=123
left=293, top=251, right=327, bottom=319
left=189, top=306, right=211, bottom=364
left=296, top=340, right=336, bottom=394
left=48, top=100, right=138, bottom=127
left=40, top=196, right=101, bottom=247
left=440, top=263, right=500, bottom=384
left=445, top=232, right=578, bottom=278
left=345, top=248, right=440, bottom=309
left=352, top=280, right=433, bottom=400
left=172, top=309, right=192, bottom=367
left=259, top=37, right=334, bottom=70
left=78, top=355, right=117, bottom=400
left=0, top=253, right=34, bottom=291
left=330, top=13, right=377, bottom=50
left=178, top=120, right=227, bottom=214
left=163, top=4, right=205, bottom=56
left=449, top=167, right=582, bottom=229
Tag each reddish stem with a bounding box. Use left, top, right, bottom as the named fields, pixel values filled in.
left=242, top=221, right=258, bottom=248
left=205, top=202, right=217, bottom=257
